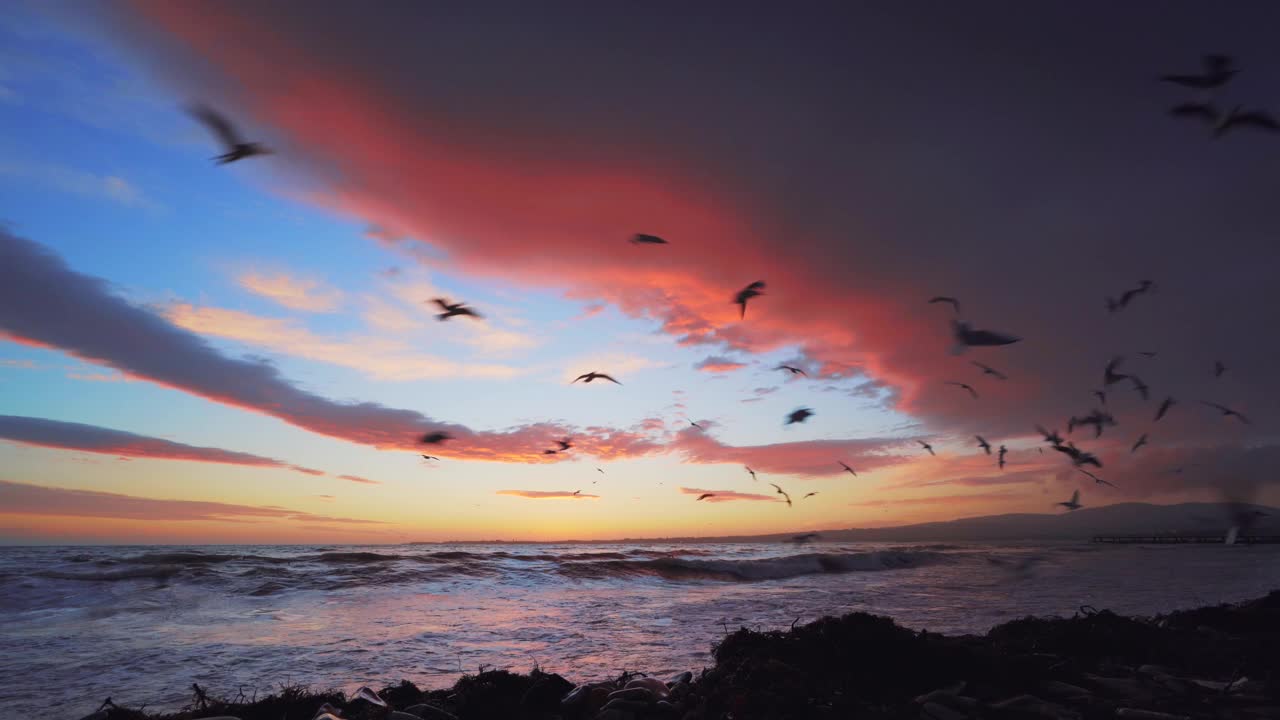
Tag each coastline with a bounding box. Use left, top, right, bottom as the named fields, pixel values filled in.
left=76, top=590, right=1279, bottom=720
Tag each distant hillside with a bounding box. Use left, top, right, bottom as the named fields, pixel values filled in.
left=597, top=502, right=1280, bottom=544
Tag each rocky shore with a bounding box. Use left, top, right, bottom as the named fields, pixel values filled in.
left=77, top=591, right=1279, bottom=720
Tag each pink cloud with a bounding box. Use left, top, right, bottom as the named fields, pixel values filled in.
left=694, top=355, right=748, bottom=373
left=679, top=487, right=778, bottom=503
left=497, top=490, right=599, bottom=499
left=237, top=271, right=343, bottom=312
left=0, top=414, right=325, bottom=475
left=670, top=424, right=911, bottom=477
left=0, top=479, right=383, bottom=524
left=337, top=474, right=380, bottom=485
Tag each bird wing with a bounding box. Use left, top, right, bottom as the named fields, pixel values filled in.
left=1227, top=111, right=1280, bottom=130
left=1070, top=490, right=1079, bottom=504
left=432, top=298, right=453, bottom=312
left=188, top=104, right=244, bottom=149
left=966, top=328, right=1021, bottom=346
left=597, top=374, right=621, bottom=384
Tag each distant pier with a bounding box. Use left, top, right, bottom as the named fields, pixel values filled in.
left=1091, top=535, right=1280, bottom=545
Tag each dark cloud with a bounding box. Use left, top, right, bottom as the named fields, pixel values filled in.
left=0, top=414, right=323, bottom=475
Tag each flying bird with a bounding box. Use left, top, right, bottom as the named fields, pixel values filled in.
left=1052, top=441, right=1102, bottom=468
left=597, top=468, right=605, bottom=474
left=1093, top=389, right=1107, bottom=405
left=785, top=407, right=814, bottom=425
left=1131, top=433, right=1149, bottom=453
left=928, top=296, right=961, bottom=314
left=1105, top=280, right=1154, bottom=313
left=945, top=381, right=979, bottom=399
left=1213, top=360, right=1227, bottom=378
left=1161, top=54, right=1237, bottom=89
left=421, top=455, right=440, bottom=461
left=421, top=432, right=453, bottom=445
left=745, top=466, right=757, bottom=482
left=918, top=440, right=935, bottom=456
left=556, top=439, right=573, bottom=451
left=769, top=482, right=793, bottom=507
left=431, top=298, right=482, bottom=321
left=1138, top=351, right=1158, bottom=359
left=803, top=492, right=819, bottom=499
left=573, top=371, right=621, bottom=385
left=1130, top=375, right=1150, bottom=401
left=951, top=320, right=1021, bottom=354
left=1201, top=401, right=1251, bottom=424
left=696, top=493, right=715, bottom=502
left=1057, top=490, right=1083, bottom=511
left=838, top=461, right=857, bottom=476
left=1035, top=425, right=1064, bottom=446
left=971, top=361, right=1007, bottom=380
left=976, top=436, right=992, bottom=455
left=997, top=445, right=1007, bottom=469
left=1078, top=469, right=1117, bottom=489
left=1171, top=102, right=1280, bottom=136
left=631, top=233, right=668, bottom=245
left=733, top=281, right=766, bottom=319
left=572, top=490, right=582, bottom=496
left=1104, top=357, right=1129, bottom=386
left=1068, top=409, right=1116, bottom=439
left=187, top=104, right=273, bottom=164
left=690, top=421, right=704, bottom=430
left=1155, top=396, right=1177, bottom=422
left=776, top=364, right=807, bottom=376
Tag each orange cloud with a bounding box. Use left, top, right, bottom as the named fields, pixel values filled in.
left=679, top=487, right=778, bottom=503
left=337, top=474, right=380, bottom=485
left=497, top=490, right=599, bottom=499
left=0, top=414, right=325, bottom=475
left=237, top=271, right=343, bottom=312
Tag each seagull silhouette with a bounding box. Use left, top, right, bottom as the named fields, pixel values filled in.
left=1105, top=280, right=1154, bottom=313
left=745, top=466, right=757, bottom=481
left=769, top=483, right=793, bottom=507
left=733, top=281, right=766, bottom=319
left=1093, top=389, right=1107, bottom=405
left=1202, top=401, right=1251, bottom=424
left=1131, top=433, right=1149, bottom=453
left=976, top=436, right=992, bottom=455
left=776, top=364, right=807, bottom=376
left=631, top=233, right=668, bottom=245
left=1104, top=357, right=1129, bottom=386
left=573, top=371, right=621, bottom=385
left=1171, top=102, right=1280, bottom=136
left=1068, top=409, right=1116, bottom=439
left=1035, top=425, right=1064, bottom=445
left=572, top=490, right=582, bottom=496
left=1130, top=375, right=1150, bottom=401
left=1155, top=396, right=1177, bottom=422
left=696, top=493, right=715, bottom=501
left=951, top=320, right=1021, bottom=354
left=690, top=421, right=704, bottom=430
left=556, top=439, right=573, bottom=451
left=1213, top=360, right=1227, bottom=378
left=785, top=407, right=814, bottom=424
left=431, top=298, right=482, bottom=320
left=597, top=468, right=605, bottom=474
left=803, top=492, right=819, bottom=499
left=928, top=296, right=961, bottom=314
left=971, top=361, right=1007, bottom=380
left=1161, top=54, right=1237, bottom=89
left=838, top=461, right=857, bottom=476
left=1052, top=441, right=1102, bottom=468
left=421, top=432, right=453, bottom=445
left=421, top=454, right=440, bottom=461
left=918, top=440, right=936, bottom=456
left=946, top=381, right=979, bottom=399
left=1078, top=468, right=1117, bottom=489
left=1057, top=490, right=1083, bottom=511
left=998, top=445, right=1007, bottom=469
left=188, top=104, right=273, bottom=164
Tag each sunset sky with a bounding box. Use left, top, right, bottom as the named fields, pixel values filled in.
left=2, top=2, right=1278, bottom=544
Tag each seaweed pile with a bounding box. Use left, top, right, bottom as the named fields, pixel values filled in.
left=76, top=591, right=1280, bottom=720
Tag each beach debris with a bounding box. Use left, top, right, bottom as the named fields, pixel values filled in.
left=352, top=686, right=388, bottom=707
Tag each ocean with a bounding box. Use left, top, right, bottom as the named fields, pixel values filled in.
left=3, top=541, right=1278, bottom=719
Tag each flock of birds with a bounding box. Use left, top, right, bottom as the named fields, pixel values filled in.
left=186, top=54, right=1261, bottom=520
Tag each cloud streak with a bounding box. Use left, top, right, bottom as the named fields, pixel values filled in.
left=694, top=355, right=747, bottom=373
left=0, top=480, right=384, bottom=524
left=0, top=414, right=323, bottom=475
left=497, top=490, right=599, bottom=499
left=237, top=271, right=344, bottom=312
left=337, top=474, right=380, bottom=485
left=679, top=487, right=778, bottom=503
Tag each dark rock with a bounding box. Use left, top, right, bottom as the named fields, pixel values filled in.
left=921, top=701, right=967, bottom=720
left=520, top=671, right=573, bottom=712
left=667, top=671, right=692, bottom=687
left=402, top=703, right=458, bottom=720
left=600, top=697, right=652, bottom=713
left=78, top=712, right=109, bottom=720
left=606, top=687, right=657, bottom=703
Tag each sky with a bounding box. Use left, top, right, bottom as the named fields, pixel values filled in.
left=2, top=1, right=1278, bottom=544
